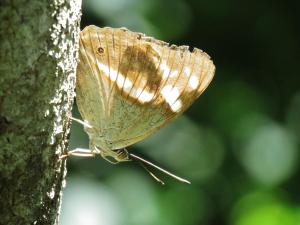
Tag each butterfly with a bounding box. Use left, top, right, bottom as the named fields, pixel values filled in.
left=64, top=25, right=215, bottom=184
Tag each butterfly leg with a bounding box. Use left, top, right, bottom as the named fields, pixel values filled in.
left=67, top=115, right=92, bottom=128
left=59, top=148, right=98, bottom=159
left=101, top=155, right=120, bottom=164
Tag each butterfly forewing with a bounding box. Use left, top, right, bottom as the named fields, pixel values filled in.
left=76, top=25, right=215, bottom=150
left=76, top=34, right=108, bottom=129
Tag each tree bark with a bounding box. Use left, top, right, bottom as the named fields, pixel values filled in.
left=0, top=0, right=81, bottom=224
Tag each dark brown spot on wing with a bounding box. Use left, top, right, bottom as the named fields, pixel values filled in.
left=137, top=34, right=142, bottom=40
left=97, top=47, right=104, bottom=54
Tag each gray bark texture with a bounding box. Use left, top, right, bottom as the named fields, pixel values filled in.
left=0, top=0, right=82, bottom=224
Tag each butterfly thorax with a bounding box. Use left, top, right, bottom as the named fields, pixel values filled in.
left=85, top=126, right=130, bottom=163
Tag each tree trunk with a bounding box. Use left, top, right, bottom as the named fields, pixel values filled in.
left=0, top=0, right=81, bottom=224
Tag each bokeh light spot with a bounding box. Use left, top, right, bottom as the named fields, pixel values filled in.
left=83, top=0, right=191, bottom=39
left=239, top=122, right=298, bottom=186
left=231, top=192, right=298, bottom=225
left=106, top=169, right=161, bottom=225
left=136, top=116, right=225, bottom=181
left=61, top=176, right=123, bottom=225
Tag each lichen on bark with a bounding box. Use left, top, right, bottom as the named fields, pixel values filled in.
left=0, top=0, right=82, bottom=224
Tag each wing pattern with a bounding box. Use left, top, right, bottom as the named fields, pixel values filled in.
left=76, top=25, right=215, bottom=150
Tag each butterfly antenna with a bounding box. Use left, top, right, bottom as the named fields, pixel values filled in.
left=138, top=161, right=165, bottom=185
left=129, top=153, right=191, bottom=184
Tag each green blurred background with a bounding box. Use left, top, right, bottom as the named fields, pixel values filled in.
left=61, top=0, right=300, bottom=225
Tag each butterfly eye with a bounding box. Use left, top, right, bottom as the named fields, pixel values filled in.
left=97, top=47, right=104, bottom=54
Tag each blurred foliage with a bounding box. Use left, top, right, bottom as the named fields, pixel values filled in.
left=61, top=0, right=300, bottom=225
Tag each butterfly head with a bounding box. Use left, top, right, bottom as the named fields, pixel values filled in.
left=92, top=144, right=130, bottom=163
left=86, top=129, right=129, bottom=163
